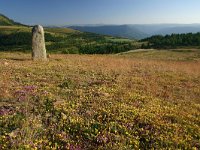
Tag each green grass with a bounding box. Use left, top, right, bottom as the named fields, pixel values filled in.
left=0, top=26, right=31, bottom=34
left=0, top=15, right=15, bottom=26
left=45, top=27, right=78, bottom=34
left=105, top=36, right=133, bottom=42
left=0, top=50, right=199, bottom=149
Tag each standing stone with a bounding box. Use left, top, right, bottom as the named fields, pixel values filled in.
left=32, top=25, right=47, bottom=60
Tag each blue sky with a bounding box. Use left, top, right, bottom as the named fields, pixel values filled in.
left=0, top=0, right=200, bottom=25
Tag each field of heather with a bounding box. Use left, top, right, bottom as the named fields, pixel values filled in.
left=0, top=50, right=200, bottom=149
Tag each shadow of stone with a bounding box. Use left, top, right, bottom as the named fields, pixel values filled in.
left=7, top=58, right=31, bottom=61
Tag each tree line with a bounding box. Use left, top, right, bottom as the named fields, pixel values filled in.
left=141, top=32, right=200, bottom=49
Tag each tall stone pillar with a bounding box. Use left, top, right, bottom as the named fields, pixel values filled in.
left=32, top=25, right=47, bottom=61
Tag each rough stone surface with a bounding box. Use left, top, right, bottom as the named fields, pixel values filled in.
left=32, top=25, right=47, bottom=60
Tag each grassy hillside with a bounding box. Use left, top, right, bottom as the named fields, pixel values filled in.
left=0, top=50, right=199, bottom=149
left=0, top=26, right=139, bottom=54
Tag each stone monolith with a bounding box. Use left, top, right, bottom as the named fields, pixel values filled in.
left=32, top=25, right=47, bottom=60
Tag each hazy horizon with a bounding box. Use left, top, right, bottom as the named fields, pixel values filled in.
left=1, top=0, right=200, bottom=26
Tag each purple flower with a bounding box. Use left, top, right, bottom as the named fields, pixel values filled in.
left=97, top=134, right=109, bottom=144
left=0, top=106, right=14, bottom=116
left=14, top=90, right=27, bottom=101
left=14, top=85, right=38, bottom=101
left=24, top=85, right=37, bottom=92
left=69, top=144, right=82, bottom=150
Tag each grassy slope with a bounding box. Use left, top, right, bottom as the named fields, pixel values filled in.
left=0, top=14, right=25, bottom=26
left=0, top=26, right=31, bottom=34
left=0, top=26, right=77, bottom=35
left=45, top=27, right=78, bottom=34
left=0, top=15, right=15, bottom=26
left=0, top=50, right=199, bottom=149
left=0, top=26, right=76, bottom=33
left=0, top=26, right=137, bottom=53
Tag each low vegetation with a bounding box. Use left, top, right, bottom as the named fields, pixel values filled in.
left=0, top=50, right=199, bottom=149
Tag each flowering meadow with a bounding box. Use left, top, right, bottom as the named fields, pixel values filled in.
left=0, top=50, right=200, bottom=149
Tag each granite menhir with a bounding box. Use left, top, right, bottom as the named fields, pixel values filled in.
left=32, top=25, right=47, bottom=61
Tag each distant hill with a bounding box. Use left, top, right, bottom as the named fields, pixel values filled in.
left=70, top=25, right=149, bottom=40
left=155, top=26, right=200, bottom=35
left=0, top=13, right=27, bottom=26
left=69, top=24, right=200, bottom=40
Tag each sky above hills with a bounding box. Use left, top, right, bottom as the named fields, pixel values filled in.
left=0, top=0, right=200, bottom=25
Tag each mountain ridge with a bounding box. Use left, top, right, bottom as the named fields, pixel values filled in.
left=70, top=25, right=149, bottom=40
left=69, top=24, right=200, bottom=40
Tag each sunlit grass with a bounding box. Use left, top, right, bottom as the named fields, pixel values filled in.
left=45, top=28, right=78, bottom=34
left=119, top=49, right=200, bottom=61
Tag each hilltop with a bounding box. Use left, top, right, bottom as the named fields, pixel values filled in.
left=0, top=14, right=26, bottom=26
